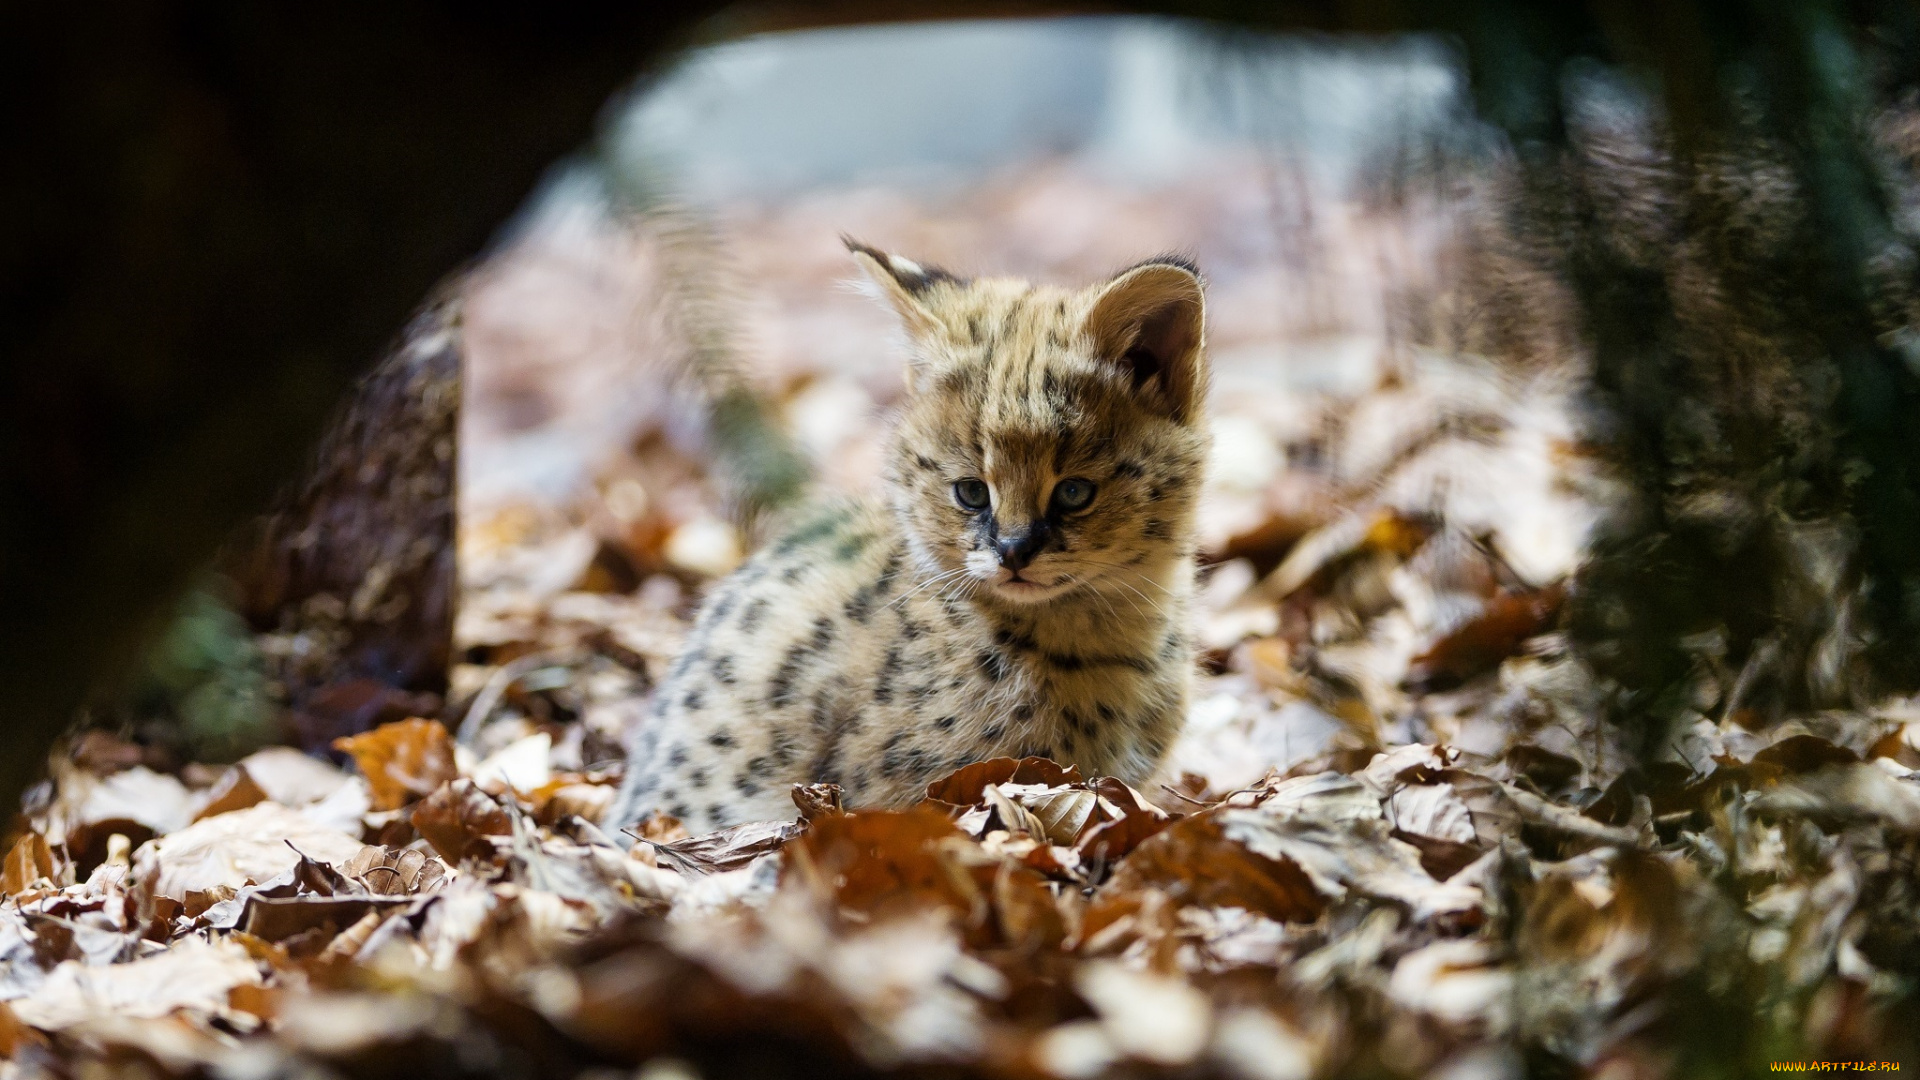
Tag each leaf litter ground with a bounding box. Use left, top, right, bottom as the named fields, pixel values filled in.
left=8, top=153, right=1920, bottom=1078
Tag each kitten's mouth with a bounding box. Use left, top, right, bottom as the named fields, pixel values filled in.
left=993, top=572, right=1069, bottom=602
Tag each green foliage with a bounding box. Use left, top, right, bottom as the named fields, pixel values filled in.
left=128, top=578, right=276, bottom=762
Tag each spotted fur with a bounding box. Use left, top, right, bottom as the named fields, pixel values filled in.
left=610, top=243, right=1210, bottom=831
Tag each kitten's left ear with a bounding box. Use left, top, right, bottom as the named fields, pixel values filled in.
left=844, top=237, right=960, bottom=342
left=1084, top=256, right=1206, bottom=422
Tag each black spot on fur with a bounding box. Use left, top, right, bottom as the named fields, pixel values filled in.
left=772, top=509, right=849, bottom=557
left=770, top=731, right=800, bottom=768
left=766, top=617, right=837, bottom=707
left=708, top=729, right=734, bottom=749
left=712, top=655, right=737, bottom=685
left=977, top=650, right=1008, bottom=682
left=687, top=768, right=709, bottom=789
left=738, top=598, right=770, bottom=634
left=844, top=549, right=903, bottom=623
left=935, top=715, right=958, bottom=729
left=666, top=746, right=689, bottom=768
left=994, top=627, right=1039, bottom=653
left=668, top=645, right=704, bottom=681
left=833, top=531, right=874, bottom=562
left=1113, top=460, right=1146, bottom=479
left=682, top=688, right=705, bottom=711
left=734, top=773, right=762, bottom=797
left=1044, top=650, right=1154, bottom=674
left=915, top=453, right=939, bottom=472
left=873, top=646, right=903, bottom=704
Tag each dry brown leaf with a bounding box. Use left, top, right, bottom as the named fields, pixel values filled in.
left=191, top=765, right=268, bottom=822
left=1020, top=787, right=1101, bottom=846
left=1076, top=777, right=1175, bottom=863
left=341, top=844, right=449, bottom=895
left=7, top=937, right=262, bottom=1031
left=1217, top=808, right=1481, bottom=921
left=1090, top=813, right=1326, bottom=930
left=788, top=809, right=1015, bottom=935
left=411, top=779, right=512, bottom=863
left=650, top=819, right=803, bottom=875
left=131, top=801, right=367, bottom=906
left=530, top=780, right=615, bottom=825
left=333, top=718, right=458, bottom=811
left=0, top=1000, right=46, bottom=1057
left=923, top=757, right=1084, bottom=810
left=793, top=782, right=846, bottom=821
left=1, top=832, right=60, bottom=897
left=1403, top=583, right=1563, bottom=691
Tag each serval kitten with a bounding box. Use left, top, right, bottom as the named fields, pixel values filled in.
left=610, top=241, right=1210, bottom=831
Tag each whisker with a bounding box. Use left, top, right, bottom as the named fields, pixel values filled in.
left=889, top=567, right=971, bottom=610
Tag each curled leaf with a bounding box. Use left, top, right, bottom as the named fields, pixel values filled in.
left=332, top=718, right=458, bottom=811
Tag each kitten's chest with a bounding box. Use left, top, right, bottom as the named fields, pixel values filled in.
left=899, top=596, right=1184, bottom=777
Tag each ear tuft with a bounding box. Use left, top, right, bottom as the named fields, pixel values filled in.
left=843, top=236, right=964, bottom=297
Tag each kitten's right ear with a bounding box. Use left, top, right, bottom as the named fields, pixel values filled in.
left=844, top=237, right=956, bottom=341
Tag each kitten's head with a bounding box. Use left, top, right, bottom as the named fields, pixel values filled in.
left=849, top=239, right=1210, bottom=607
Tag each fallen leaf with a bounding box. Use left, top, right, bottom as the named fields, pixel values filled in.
left=651, top=819, right=804, bottom=875
left=1403, top=583, right=1563, bottom=691
left=411, top=779, right=512, bottom=863
left=1090, top=813, right=1325, bottom=928
left=340, top=845, right=449, bottom=895
left=1, top=833, right=61, bottom=897
left=237, top=746, right=350, bottom=807
left=333, top=718, right=458, bottom=811
left=131, top=802, right=366, bottom=905
left=191, top=765, right=268, bottom=821
left=1076, top=960, right=1212, bottom=1066
left=7, top=937, right=262, bottom=1031
left=924, top=757, right=1084, bottom=810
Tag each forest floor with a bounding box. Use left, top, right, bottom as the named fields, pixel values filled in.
left=4, top=155, right=1918, bottom=1078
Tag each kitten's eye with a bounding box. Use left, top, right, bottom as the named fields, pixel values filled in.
left=953, top=478, right=991, bottom=511
left=1051, top=478, right=1096, bottom=511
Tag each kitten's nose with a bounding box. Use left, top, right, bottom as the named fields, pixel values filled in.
left=993, top=523, right=1050, bottom=572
